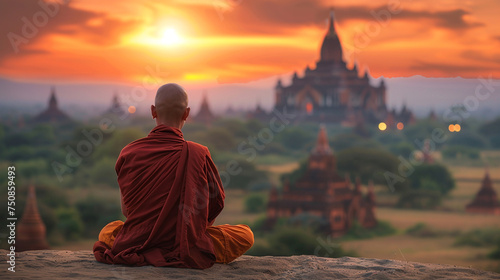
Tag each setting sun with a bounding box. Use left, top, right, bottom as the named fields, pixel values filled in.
left=160, top=28, right=181, bottom=46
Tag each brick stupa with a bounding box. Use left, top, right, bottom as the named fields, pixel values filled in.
left=17, top=186, right=50, bottom=251
left=466, top=171, right=500, bottom=215
left=193, top=92, right=216, bottom=125
left=34, top=87, right=71, bottom=123
left=265, top=126, right=377, bottom=236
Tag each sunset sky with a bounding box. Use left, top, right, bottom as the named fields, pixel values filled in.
left=1, top=0, right=499, bottom=88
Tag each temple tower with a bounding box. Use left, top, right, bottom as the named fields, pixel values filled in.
left=193, top=92, right=216, bottom=125
left=34, top=87, right=71, bottom=123
left=466, top=171, right=500, bottom=215
left=17, top=186, right=50, bottom=251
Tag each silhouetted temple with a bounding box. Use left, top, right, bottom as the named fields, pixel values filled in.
left=17, top=186, right=50, bottom=251
left=274, top=11, right=387, bottom=124
left=246, top=102, right=269, bottom=122
left=104, top=93, right=125, bottom=116
left=34, top=87, right=71, bottom=123
left=466, top=171, right=500, bottom=215
left=193, top=92, right=216, bottom=125
left=384, top=104, right=416, bottom=129
left=266, top=126, right=377, bottom=236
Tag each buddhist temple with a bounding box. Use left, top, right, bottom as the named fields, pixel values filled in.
left=192, top=92, right=216, bottom=125
left=17, top=185, right=50, bottom=251
left=34, top=87, right=71, bottom=123
left=246, top=102, right=269, bottom=122
left=466, top=171, right=500, bottom=215
left=273, top=11, right=388, bottom=124
left=428, top=109, right=438, bottom=121
left=104, top=93, right=125, bottom=116
left=265, top=126, right=377, bottom=236
left=384, top=104, right=416, bottom=130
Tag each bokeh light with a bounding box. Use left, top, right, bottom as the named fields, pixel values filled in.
left=448, top=124, right=455, bottom=132
left=378, top=122, right=387, bottom=131
left=397, top=122, right=404, bottom=130
left=128, top=106, right=136, bottom=114
left=454, top=124, right=461, bottom=132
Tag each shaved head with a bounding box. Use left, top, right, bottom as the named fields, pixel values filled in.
left=152, top=83, right=190, bottom=128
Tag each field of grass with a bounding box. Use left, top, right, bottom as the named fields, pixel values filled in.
left=377, top=208, right=500, bottom=231
left=341, top=235, right=500, bottom=272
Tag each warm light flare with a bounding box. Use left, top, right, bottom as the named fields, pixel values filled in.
left=449, top=124, right=461, bottom=132
left=397, top=122, right=404, bottom=130
left=160, top=28, right=181, bottom=45
left=378, top=122, right=387, bottom=131
left=128, top=106, right=136, bottom=114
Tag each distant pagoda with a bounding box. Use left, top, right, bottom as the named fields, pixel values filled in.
left=466, top=171, right=500, bottom=215
left=17, top=185, right=50, bottom=251
left=246, top=101, right=269, bottom=122
left=193, top=92, right=216, bottom=125
left=273, top=10, right=393, bottom=124
left=104, top=92, right=125, bottom=116
left=265, top=126, right=377, bottom=236
left=34, top=87, right=71, bottom=123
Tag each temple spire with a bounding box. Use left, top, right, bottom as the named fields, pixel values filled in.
left=17, top=185, right=50, bottom=251
left=313, top=125, right=332, bottom=155
left=49, top=86, right=57, bottom=110
left=328, top=9, right=336, bottom=36
left=194, top=91, right=216, bottom=125
left=466, top=169, right=500, bottom=215
left=320, top=9, right=343, bottom=63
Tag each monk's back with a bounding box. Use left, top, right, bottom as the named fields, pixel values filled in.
left=93, top=83, right=250, bottom=269
left=114, top=127, right=185, bottom=250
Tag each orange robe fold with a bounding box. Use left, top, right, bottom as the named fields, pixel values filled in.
left=98, top=221, right=254, bottom=264
left=93, top=125, right=228, bottom=269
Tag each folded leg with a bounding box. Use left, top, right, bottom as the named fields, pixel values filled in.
left=98, top=220, right=124, bottom=248
left=206, top=224, right=254, bottom=264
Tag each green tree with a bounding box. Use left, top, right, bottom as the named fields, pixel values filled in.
left=410, top=163, right=455, bottom=195
left=89, top=157, right=119, bottom=188
left=247, top=227, right=350, bottom=258
left=93, top=128, right=144, bottom=161
left=217, top=159, right=268, bottom=190
left=76, top=195, right=122, bottom=237
left=244, top=194, right=266, bottom=213
left=337, top=148, right=408, bottom=191
left=56, top=207, right=84, bottom=241
left=448, top=132, right=488, bottom=149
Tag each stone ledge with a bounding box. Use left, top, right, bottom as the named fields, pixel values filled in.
left=1, top=250, right=499, bottom=279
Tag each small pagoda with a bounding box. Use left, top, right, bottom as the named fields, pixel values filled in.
left=34, top=87, right=71, bottom=123
left=17, top=185, right=50, bottom=251
left=192, top=92, right=216, bottom=125
left=265, top=126, right=377, bottom=236
left=104, top=93, right=125, bottom=116
left=466, top=171, right=500, bottom=215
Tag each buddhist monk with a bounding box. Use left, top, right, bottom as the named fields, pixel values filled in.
left=93, top=83, right=254, bottom=269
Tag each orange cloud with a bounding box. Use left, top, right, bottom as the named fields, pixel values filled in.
left=0, top=0, right=499, bottom=85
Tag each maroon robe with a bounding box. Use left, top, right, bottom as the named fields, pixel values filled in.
left=93, top=124, right=225, bottom=269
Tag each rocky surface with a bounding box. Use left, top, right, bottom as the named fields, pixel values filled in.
left=1, top=250, right=499, bottom=279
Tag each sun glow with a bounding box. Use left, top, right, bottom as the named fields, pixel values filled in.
left=160, top=28, right=181, bottom=45
left=127, top=26, right=184, bottom=46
